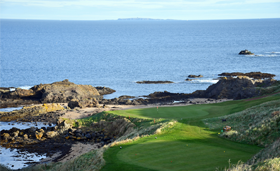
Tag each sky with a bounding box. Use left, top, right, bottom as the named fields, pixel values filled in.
left=0, top=0, right=280, bottom=20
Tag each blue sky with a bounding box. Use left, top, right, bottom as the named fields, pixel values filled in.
left=0, top=0, right=280, bottom=20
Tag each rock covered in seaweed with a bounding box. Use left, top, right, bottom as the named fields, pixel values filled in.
left=136, top=81, right=174, bottom=84
left=239, top=49, right=254, bottom=55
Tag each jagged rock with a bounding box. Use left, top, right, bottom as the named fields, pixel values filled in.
left=68, top=98, right=99, bottom=109
left=136, top=81, right=174, bottom=84
left=68, top=99, right=82, bottom=109
left=195, top=76, right=257, bottom=99
left=35, top=130, right=44, bottom=140
left=12, top=131, right=19, bottom=138
left=188, top=75, right=203, bottom=78
left=57, top=120, right=72, bottom=134
left=239, top=49, right=254, bottom=55
left=32, top=79, right=100, bottom=103
left=23, top=134, right=28, bottom=140
left=0, top=104, right=65, bottom=122
left=46, top=131, right=58, bottom=138
left=2, top=133, right=10, bottom=140
left=218, top=72, right=275, bottom=80
left=95, top=86, right=116, bottom=95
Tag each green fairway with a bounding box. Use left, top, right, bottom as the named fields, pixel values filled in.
left=102, top=94, right=280, bottom=171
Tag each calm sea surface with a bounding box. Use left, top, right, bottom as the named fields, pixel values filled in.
left=1, top=19, right=280, bottom=98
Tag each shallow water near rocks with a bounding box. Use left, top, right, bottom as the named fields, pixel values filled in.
left=0, top=147, right=46, bottom=170
left=0, top=121, right=56, bottom=170
left=0, top=121, right=55, bottom=131
left=0, top=107, right=23, bottom=112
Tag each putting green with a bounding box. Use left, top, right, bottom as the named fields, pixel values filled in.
left=110, top=105, right=211, bottom=119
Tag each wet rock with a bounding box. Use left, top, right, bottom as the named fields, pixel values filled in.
left=192, top=76, right=260, bottom=99
left=218, top=72, right=275, bottom=80
left=12, top=131, right=19, bottom=138
left=188, top=75, right=203, bottom=78
left=23, top=134, right=28, bottom=140
left=46, top=131, right=58, bottom=138
left=136, top=81, right=174, bottom=84
left=68, top=98, right=99, bottom=109
left=239, top=49, right=254, bottom=55
left=35, top=131, right=44, bottom=140
left=95, top=86, right=116, bottom=95
left=2, top=133, right=10, bottom=140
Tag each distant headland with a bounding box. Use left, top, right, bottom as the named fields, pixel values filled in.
left=117, top=18, right=175, bottom=21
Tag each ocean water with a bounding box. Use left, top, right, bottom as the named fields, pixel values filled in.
left=1, top=19, right=280, bottom=98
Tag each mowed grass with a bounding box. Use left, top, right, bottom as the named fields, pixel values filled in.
left=102, top=94, right=280, bottom=171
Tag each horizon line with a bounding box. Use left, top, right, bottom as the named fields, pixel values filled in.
left=1, top=17, right=280, bottom=21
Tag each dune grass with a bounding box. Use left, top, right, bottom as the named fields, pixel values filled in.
left=102, top=94, right=280, bottom=171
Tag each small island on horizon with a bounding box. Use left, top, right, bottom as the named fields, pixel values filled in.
left=117, top=17, right=176, bottom=21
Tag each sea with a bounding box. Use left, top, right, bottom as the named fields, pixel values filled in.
left=1, top=19, right=280, bottom=99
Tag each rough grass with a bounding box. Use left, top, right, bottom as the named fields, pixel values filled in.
left=203, top=99, right=280, bottom=147
left=257, top=80, right=280, bottom=95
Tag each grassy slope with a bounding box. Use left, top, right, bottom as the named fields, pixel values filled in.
left=101, top=94, right=280, bottom=171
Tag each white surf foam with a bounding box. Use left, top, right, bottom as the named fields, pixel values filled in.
left=9, top=86, right=32, bottom=92
left=0, top=121, right=55, bottom=131
left=18, top=86, right=32, bottom=90
left=0, top=147, right=47, bottom=170
left=190, top=79, right=219, bottom=84
left=0, top=121, right=55, bottom=170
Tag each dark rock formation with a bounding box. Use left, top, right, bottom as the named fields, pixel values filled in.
left=218, top=72, right=275, bottom=80
left=0, top=79, right=101, bottom=108
left=68, top=98, right=99, bottom=109
left=136, top=81, right=174, bottom=84
left=0, top=104, right=65, bottom=122
left=31, top=79, right=100, bottom=103
left=95, top=86, right=116, bottom=95
left=192, top=76, right=276, bottom=100
left=239, top=49, right=254, bottom=55
left=186, top=78, right=193, bottom=81
left=188, top=75, right=203, bottom=78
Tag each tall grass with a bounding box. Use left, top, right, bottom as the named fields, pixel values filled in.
left=203, top=99, right=280, bottom=147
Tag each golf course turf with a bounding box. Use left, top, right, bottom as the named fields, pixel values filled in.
left=101, top=94, right=280, bottom=171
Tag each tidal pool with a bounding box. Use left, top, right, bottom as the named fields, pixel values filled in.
left=0, top=121, right=56, bottom=170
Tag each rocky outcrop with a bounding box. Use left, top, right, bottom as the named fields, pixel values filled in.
left=95, top=86, right=116, bottom=95
left=193, top=76, right=275, bottom=100
left=0, top=79, right=101, bottom=108
left=31, top=79, right=100, bottom=103
left=68, top=98, right=99, bottom=109
left=0, top=104, right=65, bottom=122
left=218, top=72, right=275, bottom=80
left=239, top=49, right=254, bottom=55
left=188, top=75, right=203, bottom=78
left=136, top=81, right=174, bottom=84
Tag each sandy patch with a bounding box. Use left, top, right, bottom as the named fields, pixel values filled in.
left=57, top=143, right=100, bottom=162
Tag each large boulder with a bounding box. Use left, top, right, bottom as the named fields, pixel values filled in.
left=68, top=98, right=99, bottom=109
left=30, top=79, right=100, bottom=103
left=200, top=76, right=257, bottom=99
left=95, top=86, right=116, bottom=95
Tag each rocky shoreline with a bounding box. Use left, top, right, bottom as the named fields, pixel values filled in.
left=0, top=71, right=278, bottom=169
